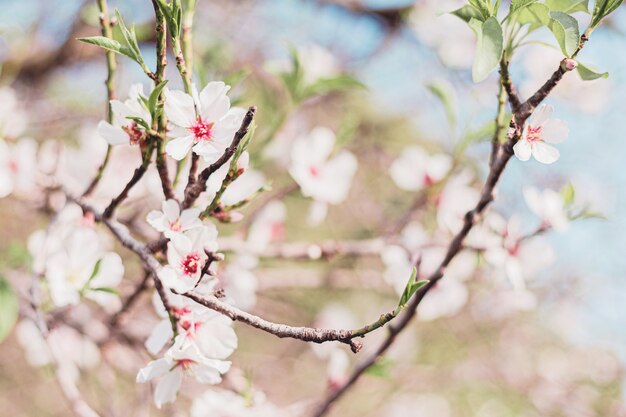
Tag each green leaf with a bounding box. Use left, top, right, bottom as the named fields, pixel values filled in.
left=301, top=75, right=366, bottom=100
left=451, top=5, right=485, bottom=22
left=510, top=0, right=538, bottom=14
left=397, top=268, right=429, bottom=311
left=155, top=0, right=181, bottom=37
left=576, top=61, right=609, bottom=80
left=90, top=287, right=120, bottom=295
left=469, top=17, right=504, bottom=82
left=0, top=277, right=18, bottom=344
left=548, top=11, right=580, bottom=56
left=78, top=36, right=136, bottom=61
left=126, top=116, right=151, bottom=130
left=469, top=0, right=492, bottom=18
left=148, top=80, right=169, bottom=119
left=560, top=182, right=575, bottom=206
left=590, top=0, right=624, bottom=29
left=115, top=10, right=143, bottom=63
left=516, top=3, right=551, bottom=31
left=426, top=79, right=457, bottom=127
left=545, top=0, right=589, bottom=13
left=365, top=357, right=394, bottom=379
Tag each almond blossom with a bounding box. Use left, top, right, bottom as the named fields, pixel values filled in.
left=289, top=127, right=357, bottom=224
left=483, top=215, right=555, bottom=291
left=158, top=225, right=218, bottom=293
left=389, top=145, right=452, bottom=191
left=97, top=83, right=151, bottom=146
left=164, top=82, right=244, bottom=162
left=0, top=137, right=37, bottom=198
left=513, top=104, right=569, bottom=164
left=147, top=199, right=203, bottom=239
left=191, top=389, right=285, bottom=417
left=146, top=288, right=237, bottom=359
left=0, top=87, right=28, bottom=138
left=136, top=336, right=231, bottom=408
left=523, top=187, right=569, bottom=231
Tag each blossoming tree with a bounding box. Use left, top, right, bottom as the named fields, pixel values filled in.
left=0, top=1, right=624, bottom=416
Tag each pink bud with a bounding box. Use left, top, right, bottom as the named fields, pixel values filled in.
left=237, top=151, right=249, bottom=174
left=561, top=58, right=577, bottom=71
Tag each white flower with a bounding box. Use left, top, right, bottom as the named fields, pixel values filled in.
left=159, top=226, right=218, bottom=293
left=16, top=321, right=100, bottom=382
left=45, top=227, right=123, bottom=310
left=0, top=137, right=37, bottom=198
left=137, top=336, right=231, bottom=408
left=191, top=389, right=284, bottom=417
left=483, top=216, right=555, bottom=290
left=294, top=44, right=339, bottom=85
left=437, top=171, right=479, bottom=233
left=97, top=83, right=151, bottom=146
left=147, top=199, right=203, bottom=239
left=513, top=105, right=569, bottom=164
left=164, top=82, right=244, bottom=162
left=219, top=255, right=259, bottom=310
left=0, top=87, right=28, bottom=138
left=523, top=187, right=569, bottom=231
left=390, top=146, right=452, bottom=191
left=289, top=127, right=357, bottom=224
left=146, top=291, right=237, bottom=359
left=247, top=200, right=286, bottom=252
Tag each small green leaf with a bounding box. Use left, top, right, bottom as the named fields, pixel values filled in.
left=451, top=5, right=485, bottom=22
left=155, top=0, right=181, bottom=37
left=426, top=79, right=457, bottom=127
left=469, top=17, right=504, bottom=82
left=516, top=3, right=551, bottom=31
left=590, top=0, right=624, bottom=30
left=397, top=268, right=429, bottom=311
left=365, top=357, right=394, bottom=379
left=78, top=36, right=135, bottom=61
left=510, top=0, right=538, bottom=14
left=545, top=0, right=589, bottom=13
left=0, top=277, right=18, bottom=344
left=469, top=0, right=492, bottom=18
left=548, top=11, right=580, bottom=56
left=148, top=80, right=169, bottom=118
left=576, top=61, right=609, bottom=80
left=126, top=116, right=151, bottom=130
left=560, top=182, right=575, bottom=206
left=301, top=75, right=366, bottom=100
left=90, top=287, right=120, bottom=295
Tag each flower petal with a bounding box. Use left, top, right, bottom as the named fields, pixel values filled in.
left=529, top=104, right=553, bottom=126
left=541, top=119, right=569, bottom=144
left=513, top=139, right=532, bottom=161
left=136, top=358, right=170, bottom=383
left=154, top=368, right=182, bottom=408
left=532, top=142, right=560, bottom=164
left=164, top=89, right=196, bottom=128
left=97, top=121, right=128, bottom=146
left=199, top=82, right=231, bottom=122
left=145, top=320, right=174, bottom=355
left=165, top=135, right=194, bottom=160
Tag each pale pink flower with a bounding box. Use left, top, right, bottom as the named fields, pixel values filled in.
left=0, top=137, right=37, bottom=198
left=159, top=225, right=218, bottom=293
left=164, top=82, right=244, bottom=162
left=147, top=199, right=203, bottom=239
left=513, top=105, right=569, bottom=164
left=390, top=146, right=452, bottom=191
left=219, top=254, right=259, bottom=310
left=0, top=87, right=28, bottom=138
left=146, top=290, right=237, bottom=359
left=191, top=389, right=284, bottom=417
left=523, top=187, right=569, bottom=231
left=137, top=336, right=231, bottom=408
left=246, top=200, right=286, bottom=252
left=97, top=84, right=151, bottom=146
left=437, top=171, right=479, bottom=233
left=289, top=127, right=357, bottom=224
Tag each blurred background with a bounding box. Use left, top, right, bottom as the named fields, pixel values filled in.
left=1, top=0, right=626, bottom=416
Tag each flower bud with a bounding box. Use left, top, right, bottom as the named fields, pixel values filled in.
left=561, top=58, right=577, bottom=72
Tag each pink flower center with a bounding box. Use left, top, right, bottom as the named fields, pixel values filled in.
left=180, top=253, right=202, bottom=277
left=309, top=165, right=320, bottom=177
left=7, top=160, right=18, bottom=173
left=122, top=122, right=144, bottom=144
left=172, top=306, right=191, bottom=318
left=190, top=118, right=214, bottom=143
left=176, top=359, right=195, bottom=370
left=423, top=174, right=434, bottom=187
left=270, top=222, right=285, bottom=240
left=169, top=219, right=182, bottom=232
left=526, top=125, right=543, bottom=143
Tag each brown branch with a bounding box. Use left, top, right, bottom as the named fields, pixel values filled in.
left=181, top=106, right=257, bottom=209
left=103, top=145, right=154, bottom=218
left=309, top=50, right=581, bottom=416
